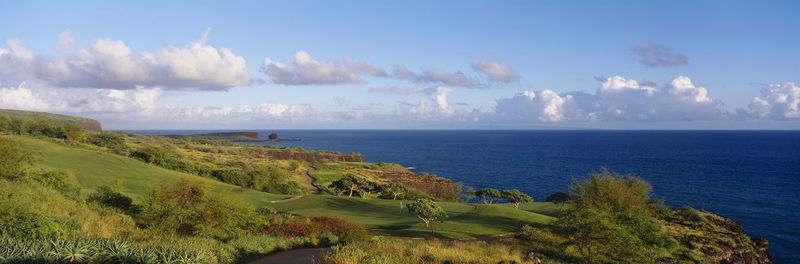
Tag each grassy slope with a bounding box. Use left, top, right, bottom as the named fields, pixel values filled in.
left=12, top=135, right=288, bottom=206
left=272, top=195, right=556, bottom=239
left=12, top=134, right=555, bottom=239
left=0, top=109, right=102, bottom=131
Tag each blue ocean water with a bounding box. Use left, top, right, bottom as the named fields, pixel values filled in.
left=132, top=130, right=800, bottom=262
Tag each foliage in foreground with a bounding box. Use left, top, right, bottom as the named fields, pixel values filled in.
left=0, top=235, right=316, bottom=264
left=322, top=237, right=534, bottom=264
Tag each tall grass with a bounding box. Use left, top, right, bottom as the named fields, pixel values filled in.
left=322, top=237, right=533, bottom=264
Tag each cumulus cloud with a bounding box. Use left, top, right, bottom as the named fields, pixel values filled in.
left=495, top=90, right=580, bottom=122
left=0, top=28, right=251, bottom=90
left=494, top=76, right=722, bottom=123
left=748, top=82, right=800, bottom=119
left=262, top=51, right=386, bottom=85
left=630, top=42, right=687, bottom=67
left=393, top=66, right=476, bottom=87
left=471, top=61, right=517, bottom=82
left=431, top=86, right=454, bottom=116
left=0, top=82, right=161, bottom=114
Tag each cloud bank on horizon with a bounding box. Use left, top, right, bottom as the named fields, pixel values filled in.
left=0, top=30, right=797, bottom=129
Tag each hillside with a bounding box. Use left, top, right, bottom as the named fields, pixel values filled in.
left=0, top=109, right=102, bottom=131
left=12, top=135, right=288, bottom=205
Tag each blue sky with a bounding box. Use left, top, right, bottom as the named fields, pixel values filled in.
left=0, top=0, right=798, bottom=129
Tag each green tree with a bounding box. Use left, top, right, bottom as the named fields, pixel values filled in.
left=501, top=189, right=533, bottom=209
left=545, top=192, right=571, bottom=203
left=61, top=124, right=86, bottom=142
left=452, top=182, right=476, bottom=203
left=475, top=188, right=501, bottom=204
left=558, top=169, right=676, bottom=263
left=382, top=182, right=407, bottom=200
left=0, top=136, right=35, bottom=180
left=328, top=174, right=368, bottom=197
left=406, top=198, right=448, bottom=235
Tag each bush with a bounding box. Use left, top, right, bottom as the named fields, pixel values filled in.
left=676, top=206, right=705, bottom=223
left=0, top=210, right=62, bottom=239
left=88, top=185, right=134, bottom=213
left=33, top=169, right=81, bottom=198
left=0, top=136, right=35, bottom=180
left=263, top=216, right=366, bottom=243
left=87, top=132, right=129, bottom=154
left=137, top=180, right=256, bottom=240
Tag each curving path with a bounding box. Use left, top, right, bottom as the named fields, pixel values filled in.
left=247, top=247, right=331, bottom=264
left=303, top=166, right=322, bottom=195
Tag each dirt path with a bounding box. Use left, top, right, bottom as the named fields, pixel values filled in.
left=303, top=167, right=321, bottom=195
left=247, top=247, right=330, bottom=264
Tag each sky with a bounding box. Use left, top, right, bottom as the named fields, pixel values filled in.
left=0, top=0, right=798, bottom=129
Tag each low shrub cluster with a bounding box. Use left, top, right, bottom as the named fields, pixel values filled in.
left=0, top=114, right=86, bottom=142
left=264, top=216, right=366, bottom=244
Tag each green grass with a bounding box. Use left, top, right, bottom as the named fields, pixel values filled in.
left=12, top=135, right=288, bottom=206
left=271, top=195, right=556, bottom=239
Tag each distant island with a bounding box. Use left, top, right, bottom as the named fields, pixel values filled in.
left=164, top=131, right=301, bottom=142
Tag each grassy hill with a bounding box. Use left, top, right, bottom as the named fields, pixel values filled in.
left=11, top=134, right=554, bottom=239
left=12, top=135, right=288, bottom=205
left=0, top=109, right=102, bottom=131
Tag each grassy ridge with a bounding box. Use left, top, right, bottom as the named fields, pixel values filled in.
left=271, top=195, right=555, bottom=239
left=0, top=109, right=102, bottom=131
left=12, top=135, right=288, bottom=206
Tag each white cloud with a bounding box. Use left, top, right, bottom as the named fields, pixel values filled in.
left=0, top=28, right=250, bottom=90
left=431, top=86, right=454, bottom=116
left=494, top=76, right=723, bottom=123
left=495, top=89, right=580, bottom=122
left=630, top=42, right=687, bottom=67
left=748, top=82, right=800, bottom=119
left=262, top=51, right=386, bottom=85
left=471, top=61, right=517, bottom=82
left=393, top=66, right=475, bottom=87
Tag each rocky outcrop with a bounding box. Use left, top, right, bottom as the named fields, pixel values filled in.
left=664, top=209, right=772, bottom=263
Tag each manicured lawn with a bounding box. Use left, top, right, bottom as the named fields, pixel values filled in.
left=12, top=135, right=288, bottom=206
left=271, top=195, right=556, bottom=239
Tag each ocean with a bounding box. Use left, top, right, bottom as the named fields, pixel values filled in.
left=131, top=130, right=800, bottom=262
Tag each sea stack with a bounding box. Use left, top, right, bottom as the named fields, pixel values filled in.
left=269, top=133, right=278, bottom=140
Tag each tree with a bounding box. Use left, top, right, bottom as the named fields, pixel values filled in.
left=546, top=192, right=571, bottom=203
left=453, top=182, right=476, bottom=203
left=328, top=174, right=368, bottom=197
left=475, top=188, right=501, bottom=204
left=557, top=169, right=676, bottom=263
left=382, top=182, right=407, bottom=200
left=406, top=198, right=448, bottom=235
left=501, top=189, right=533, bottom=209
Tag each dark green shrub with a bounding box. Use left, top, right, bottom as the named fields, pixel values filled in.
left=676, top=206, right=705, bottom=222
left=87, top=132, right=128, bottom=154
left=88, top=185, right=134, bottom=213
left=138, top=180, right=256, bottom=240
left=62, top=124, right=86, bottom=142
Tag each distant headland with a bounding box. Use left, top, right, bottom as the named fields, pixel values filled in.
left=163, top=131, right=300, bottom=142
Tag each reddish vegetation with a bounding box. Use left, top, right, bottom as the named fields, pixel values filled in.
left=376, top=172, right=454, bottom=200
left=248, top=148, right=364, bottom=163
left=263, top=216, right=367, bottom=242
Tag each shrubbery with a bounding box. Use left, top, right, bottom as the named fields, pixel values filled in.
left=0, top=114, right=87, bottom=142
left=263, top=216, right=366, bottom=244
